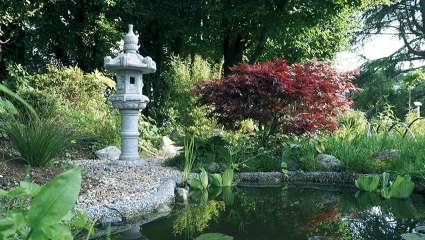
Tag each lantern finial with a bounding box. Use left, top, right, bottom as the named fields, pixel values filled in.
left=124, top=24, right=139, bottom=53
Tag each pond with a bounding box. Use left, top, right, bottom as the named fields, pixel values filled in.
left=111, top=185, right=425, bottom=240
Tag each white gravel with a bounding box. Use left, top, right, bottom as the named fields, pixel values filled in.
left=73, top=158, right=181, bottom=223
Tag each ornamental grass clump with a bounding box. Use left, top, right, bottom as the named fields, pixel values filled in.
left=7, top=119, right=71, bottom=167
left=182, top=135, right=196, bottom=185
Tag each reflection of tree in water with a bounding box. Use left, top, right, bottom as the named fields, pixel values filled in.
left=219, top=186, right=343, bottom=239
left=141, top=187, right=425, bottom=240
left=348, top=200, right=421, bottom=240
left=311, top=192, right=425, bottom=240
left=350, top=210, right=417, bottom=240
left=172, top=200, right=225, bottom=239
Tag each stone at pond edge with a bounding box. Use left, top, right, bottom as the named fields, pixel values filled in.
left=95, top=146, right=121, bottom=161
left=315, top=154, right=342, bottom=171
left=208, top=162, right=226, bottom=173
left=309, top=237, right=334, bottom=240
left=160, top=136, right=183, bottom=158
left=176, top=187, right=189, bottom=203
left=372, top=149, right=401, bottom=161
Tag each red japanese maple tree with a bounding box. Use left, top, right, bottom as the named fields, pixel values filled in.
left=195, top=59, right=358, bottom=135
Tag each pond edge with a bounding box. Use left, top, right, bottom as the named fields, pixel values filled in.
left=80, top=171, right=425, bottom=225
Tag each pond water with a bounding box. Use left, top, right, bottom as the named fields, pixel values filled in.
left=112, top=185, right=425, bottom=240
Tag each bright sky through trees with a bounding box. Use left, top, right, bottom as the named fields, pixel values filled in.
left=334, top=33, right=404, bottom=72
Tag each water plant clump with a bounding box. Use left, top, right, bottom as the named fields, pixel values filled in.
left=355, top=172, right=415, bottom=199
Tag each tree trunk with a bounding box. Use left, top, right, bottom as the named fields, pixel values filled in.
left=223, top=32, right=244, bottom=75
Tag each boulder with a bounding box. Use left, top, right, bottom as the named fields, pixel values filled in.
left=175, top=187, right=189, bottom=203
left=160, top=136, right=183, bottom=158
left=207, top=162, right=226, bottom=173
left=95, top=146, right=121, bottom=161
left=372, top=149, right=401, bottom=161
left=316, top=154, right=342, bottom=171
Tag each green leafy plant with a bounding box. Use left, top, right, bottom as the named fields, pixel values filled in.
left=355, top=175, right=380, bottom=192
left=0, top=168, right=87, bottom=239
left=386, top=175, right=415, bottom=199
left=210, top=167, right=235, bottom=187
left=182, top=135, right=196, bottom=185
left=195, top=233, right=234, bottom=240
left=380, top=172, right=415, bottom=199
left=0, top=83, right=38, bottom=119
left=189, top=168, right=209, bottom=190
left=381, top=172, right=391, bottom=199
left=222, top=168, right=234, bottom=187
left=211, top=174, right=223, bottom=187
left=356, top=172, right=415, bottom=199
left=6, top=119, right=71, bottom=167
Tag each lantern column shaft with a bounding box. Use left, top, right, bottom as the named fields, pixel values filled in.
left=119, top=109, right=140, bottom=161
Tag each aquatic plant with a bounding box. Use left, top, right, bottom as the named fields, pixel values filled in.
left=381, top=172, right=391, bottom=199
left=222, top=168, right=234, bottom=187
left=386, top=175, right=415, bottom=199
left=356, top=172, right=415, bottom=199
left=355, top=175, right=380, bottom=192
left=210, top=167, right=235, bottom=187
left=211, top=173, right=223, bottom=187
left=182, top=135, right=196, bottom=185
left=189, top=168, right=209, bottom=190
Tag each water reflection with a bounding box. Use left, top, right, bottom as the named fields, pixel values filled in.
left=172, top=200, right=225, bottom=239
left=112, top=185, right=425, bottom=240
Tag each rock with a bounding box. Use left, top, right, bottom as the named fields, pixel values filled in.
left=416, top=225, right=425, bottom=233
left=175, top=187, right=189, bottom=203
left=315, top=154, right=342, bottom=171
left=95, top=146, right=121, bottom=161
left=372, top=149, right=401, bottom=161
left=160, top=136, right=183, bottom=158
left=207, top=162, right=225, bottom=173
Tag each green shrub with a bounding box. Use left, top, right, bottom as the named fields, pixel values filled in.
left=20, top=66, right=120, bottom=149
left=17, top=87, right=59, bottom=118
left=158, top=55, right=221, bottom=138
left=6, top=119, right=71, bottom=167
left=336, top=110, right=368, bottom=138
left=0, top=97, right=17, bottom=138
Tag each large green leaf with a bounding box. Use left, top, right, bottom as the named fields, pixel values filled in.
left=189, top=178, right=204, bottom=190
left=389, top=176, right=415, bottom=199
left=211, top=174, right=223, bottom=187
left=200, top=168, right=209, bottom=190
left=222, top=168, right=234, bottom=187
left=0, top=213, right=25, bottom=238
left=195, top=233, right=234, bottom=240
left=27, top=168, right=81, bottom=228
left=355, top=175, right=380, bottom=192
left=42, top=224, right=73, bottom=240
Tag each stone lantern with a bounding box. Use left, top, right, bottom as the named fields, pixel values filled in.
left=104, top=24, right=156, bottom=166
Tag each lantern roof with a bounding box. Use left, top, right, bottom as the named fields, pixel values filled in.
left=104, top=24, right=156, bottom=74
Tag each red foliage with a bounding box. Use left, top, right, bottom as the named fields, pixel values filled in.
left=195, top=59, right=358, bottom=135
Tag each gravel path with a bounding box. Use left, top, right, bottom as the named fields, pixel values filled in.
left=74, top=158, right=181, bottom=222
